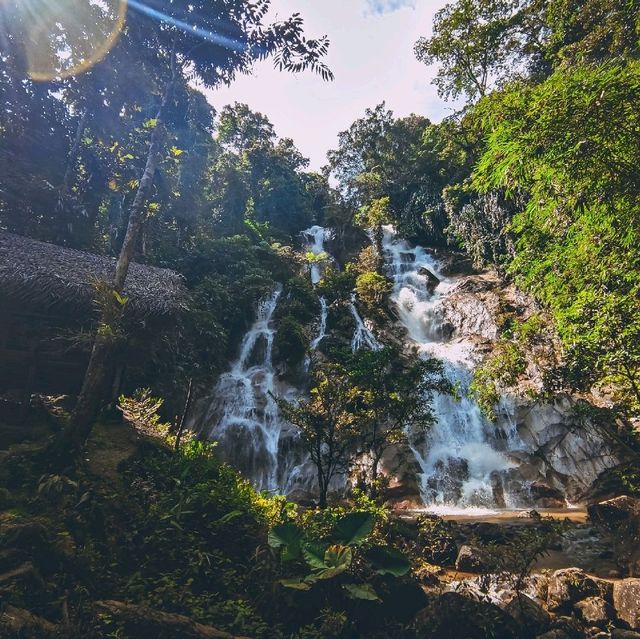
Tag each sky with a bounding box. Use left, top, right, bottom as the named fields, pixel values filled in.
left=204, top=0, right=457, bottom=171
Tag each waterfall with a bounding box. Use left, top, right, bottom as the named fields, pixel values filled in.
left=349, top=293, right=383, bottom=352
left=311, top=296, right=328, bottom=350
left=382, top=226, right=525, bottom=512
left=302, top=225, right=329, bottom=286
left=203, top=287, right=283, bottom=491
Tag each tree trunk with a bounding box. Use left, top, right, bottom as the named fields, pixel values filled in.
left=56, top=55, right=178, bottom=460
left=174, top=378, right=193, bottom=451
left=369, top=450, right=383, bottom=499
left=317, top=467, right=328, bottom=509
left=59, top=107, right=88, bottom=201
left=93, top=600, right=249, bottom=639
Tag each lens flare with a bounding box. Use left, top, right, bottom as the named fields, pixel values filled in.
left=20, top=0, right=127, bottom=81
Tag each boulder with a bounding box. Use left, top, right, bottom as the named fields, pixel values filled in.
left=504, top=594, right=551, bottom=636
left=612, top=630, right=640, bottom=639
left=455, top=544, right=493, bottom=573
left=589, top=496, right=640, bottom=577
left=588, top=496, right=640, bottom=530
left=613, top=579, right=640, bottom=629
left=418, top=266, right=440, bottom=292
left=414, top=591, right=520, bottom=639
left=549, top=615, right=585, bottom=639
left=534, top=631, right=571, bottom=639
left=573, top=597, right=616, bottom=628
left=547, top=568, right=612, bottom=612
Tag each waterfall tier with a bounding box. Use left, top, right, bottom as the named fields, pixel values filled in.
left=382, top=226, right=527, bottom=511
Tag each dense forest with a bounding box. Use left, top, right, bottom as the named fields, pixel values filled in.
left=1, top=0, right=639, bottom=638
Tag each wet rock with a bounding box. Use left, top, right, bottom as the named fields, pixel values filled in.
left=418, top=266, right=440, bottom=292
left=455, top=544, right=493, bottom=573
left=613, top=579, right=640, bottom=629
left=433, top=250, right=477, bottom=277
left=529, top=481, right=566, bottom=509
left=612, top=630, right=640, bottom=639
left=414, top=591, right=520, bottom=639
left=504, top=594, right=551, bottom=636
left=547, top=568, right=613, bottom=612
left=574, top=597, right=616, bottom=628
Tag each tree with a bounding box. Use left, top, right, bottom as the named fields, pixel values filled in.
left=340, top=347, right=451, bottom=498
left=415, top=0, right=531, bottom=102
left=54, top=1, right=333, bottom=455
left=472, top=61, right=640, bottom=415
left=277, top=364, right=361, bottom=508
left=327, top=105, right=451, bottom=245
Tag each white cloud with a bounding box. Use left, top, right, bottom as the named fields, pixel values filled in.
left=365, top=0, right=417, bottom=16
left=203, top=0, right=455, bottom=170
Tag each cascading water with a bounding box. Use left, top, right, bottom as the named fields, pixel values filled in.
left=302, top=225, right=330, bottom=353
left=349, top=293, right=383, bottom=352
left=311, top=297, right=328, bottom=350
left=382, top=226, right=526, bottom=512
left=203, top=287, right=284, bottom=491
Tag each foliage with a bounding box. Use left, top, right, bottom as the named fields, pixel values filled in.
left=355, top=271, right=391, bottom=308
left=415, top=0, right=531, bottom=101
left=269, top=511, right=410, bottom=600
left=337, top=347, right=451, bottom=497
left=473, top=61, right=640, bottom=414
left=326, top=104, right=450, bottom=245
left=276, top=364, right=362, bottom=508
left=118, top=389, right=170, bottom=435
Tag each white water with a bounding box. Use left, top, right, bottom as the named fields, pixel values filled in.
left=382, top=226, right=525, bottom=511
left=349, top=293, right=383, bottom=352
left=303, top=225, right=329, bottom=286
left=204, top=287, right=284, bottom=491
left=311, top=297, right=328, bottom=350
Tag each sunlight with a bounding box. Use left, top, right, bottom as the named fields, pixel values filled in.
left=3, top=0, right=127, bottom=80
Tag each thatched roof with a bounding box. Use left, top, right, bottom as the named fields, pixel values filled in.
left=0, top=232, right=187, bottom=317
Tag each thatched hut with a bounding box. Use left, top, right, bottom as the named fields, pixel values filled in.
left=0, top=232, right=188, bottom=413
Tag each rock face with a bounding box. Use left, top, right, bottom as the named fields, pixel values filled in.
left=546, top=568, right=612, bottom=613
left=613, top=579, right=640, bottom=629
left=574, top=597, right=616, bottom=627
left=496, top=396, right=626, bottom=503
left=406, top=254, right=627, bottom=507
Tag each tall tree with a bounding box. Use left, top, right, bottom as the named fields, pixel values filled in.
left=415, top=0, right=532, bottom=102
left=55, top=1, right=333, bottom=454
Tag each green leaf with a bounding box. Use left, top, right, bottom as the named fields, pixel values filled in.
left=342, top=582, right=381, bottom=601
left=268, top=523, right=303, bottom=561
left=365, top=545, right=410, bottom=577
left=313, top=544, right=351, bottom=580
left=279, top=578, right=312, bottom=591
left=333, top=512, right=374, bottom=545
left=302, top=541, right=329, bottom=570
